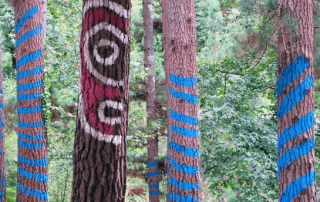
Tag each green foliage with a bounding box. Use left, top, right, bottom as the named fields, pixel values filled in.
left=198, top=51, right=278, bottom=201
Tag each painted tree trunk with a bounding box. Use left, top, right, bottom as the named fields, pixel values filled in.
left=143, top=0, right=159, bottom=200
left=164, top=0, right=202, bottom=201
left=72, top=0, right=131, bottom=201
left=277, top=0, right=316, bottom=201
left=14, top=0, right=48, bottom=201
left=0, top=33, right=6, bottom=202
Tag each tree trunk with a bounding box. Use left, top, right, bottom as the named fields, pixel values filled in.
left=0, top=33, right=6, bottom=202
left=71, top=0, right=131, bottom=201
left=163, top=0, right=202, bottom=201
left=14, top=0, right=48, bottom=201
left=143, top=0, right=159, bottom=201
left=277, top=0, right=316, bottom=201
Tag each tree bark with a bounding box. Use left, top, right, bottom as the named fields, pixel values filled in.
left=72, top=0, right=131, bottom=201
left=277, top=0, right=316, bottom=201
left=163, top=0, right=202, bottom=201
left=14, top=0, right=48, bottom=201
left=0, top=33, right=6, bottom=202
left=143, top=0, right=159, bottom=201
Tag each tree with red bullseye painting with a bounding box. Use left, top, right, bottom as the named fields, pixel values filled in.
left=72, top=0, right=131, bottom=201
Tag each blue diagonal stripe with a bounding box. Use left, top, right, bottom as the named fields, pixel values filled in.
left=0, top=90, right=2, bottom=94
left=168, top=140, right=199, bottom=157
left=0, top=117, right=4, bottom=127
left=168, top=176, right=199, bottom=191
left=278, top=137, right=315, bottom=177
left=167, top=156, right=198, bottom=175
left=18, top=132, right=45, bottom=140
left=0, top=189, right=4, bottom=197
left=0, top=104, right=4, bottom=110
left=18, top=121, right=44, bottom=128
left=17, top=93, right=42, bottom=101
left=18, top=167, right=48, bottom=183
left=17, top=182, right=48, bottom=200
left=148, top=171, right=159, bottom=177
left=16, top=25, right=42, bottom=48
left=149, top=190, right=160, bottom=195
left=171, top=124, right=198, bottom=138
left=278, top=110, right=314, bottom=153
left=280, top=170, right=315, bottom=202
left=17, top=66, right=44, bottom=80
left=169, top=86, right=197, bottom=104
left=277, top=56, right=310, bottom=99
left=0, top=180, right=5, bottom=188
left=18, top=106, right=43, bottom=114
left=18, top=140, right=44, bottom=149
left=18, top=155, right=48, bottom=167
left=278, top=76, right=313, bottom=119
left=169, top=73, right=197, bottom=87
left=149, top=184, right=159, bottom=189
left=17, top=80, right=43, bottom=92
left=16, top=49, right=42, bottom=70
left=170, top=109, right=198, bottom=125
left=167, top=192, right=198, bottom=202
left=148, top=162, right=158, bottom=167
left=0, top=132, right=3, bottom=140
left=15, top=5, right=39, bottom=34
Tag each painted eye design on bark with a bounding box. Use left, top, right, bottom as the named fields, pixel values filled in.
left=79, top=0, right=130, bottom=145
left=83, top=22, right=129, bottom=87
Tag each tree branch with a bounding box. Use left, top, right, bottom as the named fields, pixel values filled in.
left=259, top=83, right=276, bottom=93
left=214, top=69, right=244, bottom=76
left=246, top=43, right=268, bottom=73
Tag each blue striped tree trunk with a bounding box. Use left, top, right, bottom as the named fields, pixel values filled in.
left=0, top=32, right=6, bottom=202
left=143, top=0, right=160, bottom=200
left=14, top=1, right=48, bottom=201
left=163, top=0, right=202, bottom=201
left=277, top=0, right=316, bottom=201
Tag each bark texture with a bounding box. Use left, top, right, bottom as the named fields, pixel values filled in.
left=14, top=0, right=48, bottom=201
left=0, top=34, right=6, bottom=202
left=143, top=0, right=159, bottom=201
left=277, top=0, right=316, bottom=201
left=72, top=0, right=131, bottom=201
left=163, top=0, right=202, bottom=201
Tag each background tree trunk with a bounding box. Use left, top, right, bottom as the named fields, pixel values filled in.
left=164, top=0, right=202, bottom=201
left=14, top=0, right=48, bottom=201
left=277, top=0, right=317, bottom=201
left=143, top=0, right=160, bottom=201
left=0, top=33, right=6, bottom=202
left=72, top=0, right=131, bottom=201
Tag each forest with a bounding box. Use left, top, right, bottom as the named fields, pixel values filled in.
left=0, top=0, right=319, bottom=201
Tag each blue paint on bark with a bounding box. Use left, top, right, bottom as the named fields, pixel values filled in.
left=280, top=170, right=315, bottom=202
left=167, top=156, right=198, bottom=175
left=169, top=86, right=197, bottom=104
left=169, top=73, right=197, bottom=87
left=278, top=76, right=313, bottom=119
left=170, top=109, right=198, bottom=125
left=277, top=56, right=310, bottom=99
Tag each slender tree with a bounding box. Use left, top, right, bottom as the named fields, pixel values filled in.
left=143, top=0, right=159, bottom=200
left=277, top=0, right=316, bottom=201
left=0, top=34, right=6, bottom=202
left=14, top=0, right=48, bottom=201
left=72, top=0, right=131, bottom=201
left=163, top=0, right=202, bottom=201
